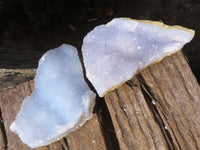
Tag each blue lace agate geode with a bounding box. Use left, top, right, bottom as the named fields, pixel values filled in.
left=82, top=18, right=194, bottom=97
left=10, top=44, right=96, bottom=148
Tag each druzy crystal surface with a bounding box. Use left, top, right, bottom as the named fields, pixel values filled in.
left=82, top=18, right=194, bottom=97
left=10, top=44, right=96, bottom=148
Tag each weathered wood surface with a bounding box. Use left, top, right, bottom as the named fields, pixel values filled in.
left=0, top=69, right=36, bottom=93
left=105, top=51, right=200, bottom=150
left=0, top=80, right=118, bottom=150
left=0, top=47, right=42, bottom=93
left=0, top=48, right=200, bottom=150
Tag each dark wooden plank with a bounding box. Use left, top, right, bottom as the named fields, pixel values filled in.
left=0, top=47, right=42, bottom=93
left=0, top=69, right=36, bottom=93
left=105, top=51, right=200, bottom=150
left=0, top=47, right=43, bottom=69
left=0, top=80, right=108, bottom=150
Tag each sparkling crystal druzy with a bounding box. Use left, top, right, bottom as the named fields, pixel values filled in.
left=10, top=44, right=96, bottom=148
left=82, top=18, right=195, bottom=97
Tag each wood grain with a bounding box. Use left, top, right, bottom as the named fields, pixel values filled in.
left=105, top=51, right=200, bottom=150
left=0, top=69, right=36, bottom=93
left=0, top=47, right=42, bottom=93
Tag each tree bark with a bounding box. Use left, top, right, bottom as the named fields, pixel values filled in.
left=105, top=51, right=200, bottom=150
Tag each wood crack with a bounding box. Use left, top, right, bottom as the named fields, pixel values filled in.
left=63, top=137, right=69, bottom=150
left=0, top=107, right=8, bottom=150
left=137, top=74, right=176, bottom=150
left=95, top=97, right=120, bottom=150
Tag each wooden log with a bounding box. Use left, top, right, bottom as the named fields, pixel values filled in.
left=0, top=80, right=111, bottom=150
left=1, top=47, right=199, bottom=149
left=105, top=51, right=200, bottom=150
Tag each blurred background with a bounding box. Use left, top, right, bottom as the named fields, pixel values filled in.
left=0, top=0, right=199, bottom=82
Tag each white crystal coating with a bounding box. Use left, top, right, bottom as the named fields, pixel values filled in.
left=10, top=44, right=96, bottom=148
left=82, top=18, right=195, bottom=97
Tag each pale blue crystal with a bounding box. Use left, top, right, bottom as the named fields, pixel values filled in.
left=10, top=44, right=96, bottom=148
left=82, top=18, right=195, bottom=97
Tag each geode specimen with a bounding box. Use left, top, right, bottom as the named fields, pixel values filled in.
left=82, top=18, right=195, bottom=97
left=10, top=44, right=96, bottom=148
